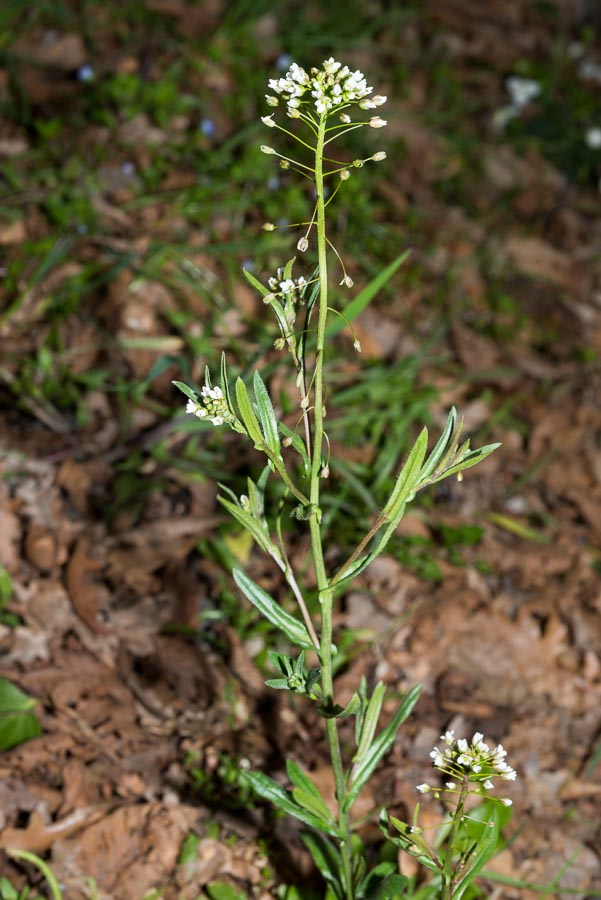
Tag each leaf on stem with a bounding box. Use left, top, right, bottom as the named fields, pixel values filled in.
left=233, top=569, right=317, bottom=651
left=353, top=681, right=386, bottom=763
left=453, top=803, right=501, bottom=899
left=344, top=684, right=422, bottom=812
left=301, top=832, right=345, bottom=899
left=287, top=759, right=335, bottom=824
left=243, top=267, right=270, bottom=297
left=241, top=770, right=341, bottom=838
left=172, top=380, right=199, bottom=403
left=235, top=378, right=264, bottom=446
left=253, top=370, right=281, bottom=458
left=218, top=495, right=282, bottom=561
left=379, top=810, right=442, bottom=875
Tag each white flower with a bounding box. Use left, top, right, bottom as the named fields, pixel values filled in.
left=297, top=236, right=309, bottom=252
left=261, top=115, right=276, bottom=127
left=371, top=151, right=387, bottom=161
left=260, top=145, right=276, bottom=154
left=445, top=781, right=456, bottom=789
left=265, top=95, right=279, bottom=106
left=340, top=113, right=351, bottom=124
left=506, top=76, right=541, bottom=108
left=369, top=116, right=387, bottom=128
left=340, top=275, right=354, bottom=288
left=500, top=798, right=513, bottom=806
left=266, top=57, right=383, bottom=119
left=585, top=127, right=601, bottom=149
left=416, top=783, right=430, bottom=793
left=483, top=780, right=494, bottom=790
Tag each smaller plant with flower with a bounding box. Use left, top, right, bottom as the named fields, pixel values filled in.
left=382, top=731, right=516, bottom=898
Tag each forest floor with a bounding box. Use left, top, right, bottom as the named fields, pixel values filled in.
left=1, top=1, right=601, bottom=898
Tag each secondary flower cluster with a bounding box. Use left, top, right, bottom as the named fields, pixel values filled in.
left=265, top=57, right=386, bottom=118
left=416, top=731, right=516, bottom=806
left=186, top=385, right=236, bottom=428
left=266, top=269, right=307, bottom=302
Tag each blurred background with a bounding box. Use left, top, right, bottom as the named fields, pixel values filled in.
left=1, top=1, right=601, bottom=898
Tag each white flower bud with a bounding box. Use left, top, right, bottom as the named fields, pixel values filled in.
left=265, top=95, right=279, bottom=106
left=500, top=798, right=513, bottom=806
left=297, top=236, right=309, bottom=252
left=340, top=169, right=350, bottom=180
left=372, top=95, right=387, bottom=106
left=261, top=115, right=276, bottom=127
left=371, top=151, right=387, bottom=161
left=340, top=113, right=351, bottom=123
left=369, top=116, right=387, bottom=128
left=340, top=275, right=354, bottom=288
left=353, top=339, right=361, bottom=353
left=262, top=222, right=275, bottom=231
left=260, top=145, right=276, bottom=154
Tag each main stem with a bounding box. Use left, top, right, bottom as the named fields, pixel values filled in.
left=309, top=116, right=354, bottom=900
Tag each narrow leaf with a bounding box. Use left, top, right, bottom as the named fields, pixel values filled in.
left=336, top=692, right=361, bottom=719
left=218, top=496, right=280, bottom=560
left=235, top=377, right=264, bottom=445
left=242, top=770, right=341, bottom=838
left=326, top=251, right=411, bottom=339
left=418, top=407, right=457, bottom=482
left=243, top=267, right=269, bottom=297
left=453, top=804, right=501, bottom=899
left=427, top=443, right=501, bottom=485
left=172, top=380, right=198, bottom=403
left=253, top=370, right=281, bottom=458
left=345, top=685, right=421, bottom=811
left=383, top=428, right=428, bottom=520
left=301, top=832, right=344, bottom=899
left=353, top=682, right=386, bottom=764
left=233, top=569, right=316, bottom=650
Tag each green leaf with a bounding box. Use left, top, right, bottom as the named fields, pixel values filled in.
left=0, top=678, right=42, bottom=751
left=379, top=811, right=442, bottom=875
left=301, top=832, right=344, bottom=899
left=345, top=685, right=421, bottom=812
left=178, top=832, right=201, bottom=865
left=358, top=864, right=410, bottom=900
left=218, top=495, right=281, bottom=561
left=206, top=883, right=247, bottom=900
left=243, top=267, right=270, bottom=297
left=382, top=428, right=428, bottom=520
left=0, top=566, right=13, bottom=607
left=427, top=443, right=501, bottom=485
left=453, top=804, right=501, bottom=899
left=253, top=370, right=281, bottom=458
left=264, top=678, right=291, bottom=690
left=353, top=682, right=386, bottom=764
left=241, top=770, right=341, bottom=838
left=326, top=251, right=411, bottom=339
left=336, top=692, right=361, bottom=718
left=235, top=377, right=264, bottom=446
left=233, top=569, right=316, bottom=650
left=172, top=380, right=198, bottom=403
left=418, top=407, right=458, bottom=482
left=287, top=760, right=334, bottom=824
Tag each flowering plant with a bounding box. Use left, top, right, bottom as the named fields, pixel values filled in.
left=175, top=58, right=502, bottom=899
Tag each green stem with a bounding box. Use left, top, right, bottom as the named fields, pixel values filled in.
left=310, top=115, right=354, bottom=900
left=442, top=775, right=470, bottom=899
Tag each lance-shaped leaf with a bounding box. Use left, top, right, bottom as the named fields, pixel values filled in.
left=218, top=495, right=282, bottom=561
left=287, top=760, right=335, bottom=825
left=417, top=406, right=458, bottom=483
left=172, top=380, right=199, bottom=403
left=235, top=377, right=264, bottom=446
left=242, top=770, right=341, bottom=838
left=353, top=681, right=386, bottom=764
left=253, top=370, right=281, bottom=458
left=379, top=810, right=442, bottom=875
left=382, top=428, right=428, bottom=521
left=233, top=569, right=317, bottom=650
left=301, top=833, right=344, bottom=899
left=424, top=443, right=501, bottom=486
left=243, top=267, right=270, bottom=297
left=344, top=685, right=421, bottom=812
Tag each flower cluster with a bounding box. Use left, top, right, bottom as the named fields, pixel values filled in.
left=416, top=731, right=516, bottom=806
left=266, top=269, right=307, bottom=301
left=431, top=731, right=517, bottom=782
left=265, top=57, right=386, bottom=118
left=185, top=385, right=236, bottom=428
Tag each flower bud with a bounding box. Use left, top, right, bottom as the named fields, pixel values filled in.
left=261, top=115, right=276, bottom=127
left=353, top=339, right=361, bottom=352
left=340, top=275, right=354, bottom=288
left=297, top=236, right=309, bottom=252
left=369, top=116, right=387, bottom=128
left=340, top=113, right=351, bottom=124
left=340, top=169, right=350, bottom=181
left=265, top=95, right=279, bottom=106
left=262, top=222, right=275, bottom=231
left=371, top=151, right=387, bottom=161
left=260, top=145, right=276, bottom=154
